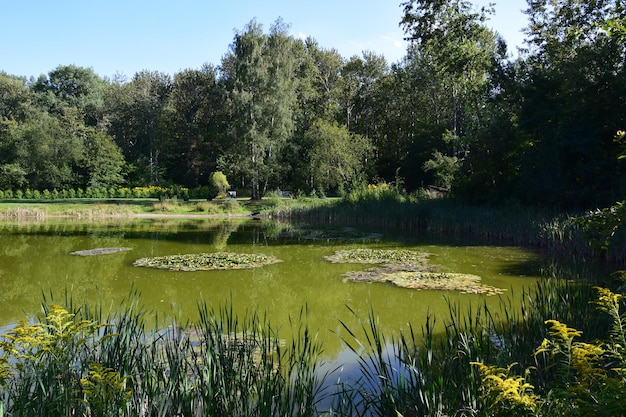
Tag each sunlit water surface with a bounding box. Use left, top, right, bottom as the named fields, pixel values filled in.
left=0, top=218, right=545, bottom=358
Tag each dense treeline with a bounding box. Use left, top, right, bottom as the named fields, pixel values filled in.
left=1, top=0, right=625, bottom=207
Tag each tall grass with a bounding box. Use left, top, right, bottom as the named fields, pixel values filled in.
left=0, top=292, right=327, bottom=417
left=329, top=263, right=611, bottom=417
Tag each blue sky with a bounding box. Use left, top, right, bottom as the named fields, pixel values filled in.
left=2, top=0, right=528, bottom=79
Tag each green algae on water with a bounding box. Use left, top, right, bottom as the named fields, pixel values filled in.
left=133, top=252, right=282, bottom=271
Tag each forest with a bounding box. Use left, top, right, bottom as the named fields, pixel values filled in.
left=0, top=0, right=625, bottom=208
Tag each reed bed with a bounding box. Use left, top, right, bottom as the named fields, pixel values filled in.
left=0, top=291, right=327, bottom=417
left=274, top=198, right=626, bottom=268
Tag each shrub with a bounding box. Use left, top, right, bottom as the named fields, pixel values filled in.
left=473, top=282, right=626, bottom=417
left=210, top=171, right=230, bottom=197
left=15, top=189, right=23, bottom=199
left=32, top=190, right=41, bottom=199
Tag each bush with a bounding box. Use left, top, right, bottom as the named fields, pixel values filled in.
left=210, top=171, right=230, bottom=197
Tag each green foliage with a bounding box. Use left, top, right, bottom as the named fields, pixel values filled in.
left=472, top=285, right=626, bottom=417
left=0, top=304, right=108, bottom=416
left=80, top=362, right=131, bottom=417
left=304, top=119, right=372, bottom=194
left=225, top=19, right=297, bottom=200
left=344, top=182, right=405, bottom=203
left=1, top=1, right=625, bottom=208
left=575, top=200, right=626, bottom=253
left=0, top=295, right=326, bottom=416
left=472, top=362, right=538, bottom=416
left=210, top=171, right=230, bottom=197
left=422, top=150, right=459, bottom=190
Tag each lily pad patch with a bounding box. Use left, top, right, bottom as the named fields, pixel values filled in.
left=324, top=248, right=431, bottom=264
left=133, top=252, right=282, bottom=271
left=326, top=248, right=505, bottom=295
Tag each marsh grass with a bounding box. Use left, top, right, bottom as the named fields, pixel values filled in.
left=329, top=265, right=611, bottom=417
left=0, top=291, right=327, bottom=417
left=276, top=198, right=626, bottom=268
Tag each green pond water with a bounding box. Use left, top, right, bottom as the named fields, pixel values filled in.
left=0, top=217, right=545, bottom=358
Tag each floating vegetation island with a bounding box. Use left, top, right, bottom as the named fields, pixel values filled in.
left=324, top=248, right=504, bottom=296
left=133, top=252, right=282, bottom=271
left=324, top=248, right=431, bottom=264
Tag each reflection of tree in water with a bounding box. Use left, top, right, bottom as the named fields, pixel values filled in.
left=211, top=221, right=239, bottom=250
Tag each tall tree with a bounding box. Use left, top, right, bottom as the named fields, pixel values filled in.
left=401, top=0, right=500, bottom=159
left=514, top=0, right=626, bottom=206
left=31, top=65, right=107, bottom=127
left=224, top=19, right=297, bottom=199
left=162, top=65, right=225, bottom=187
left=106, top=71, right=171, bottom=185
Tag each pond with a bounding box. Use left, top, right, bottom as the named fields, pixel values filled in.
left=0, top=217, right=545, bottom=358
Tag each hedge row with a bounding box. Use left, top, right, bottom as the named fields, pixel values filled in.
left=0, top=186, right=192, bottom=201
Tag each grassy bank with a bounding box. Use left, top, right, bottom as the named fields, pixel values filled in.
left=1, top=194, right=624, bottom=265
left=0, top=198, right=251, bottom=218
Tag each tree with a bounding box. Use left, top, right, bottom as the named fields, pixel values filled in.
left=224, top=19, right=297, bottom=200
left=82, top=130, right=125, bottom=189
left=14, top=112, right=83, bottom=190
left=162, top=65, right=225, bottom=187
left=210, top=171, right=230, bottom=197
left=304, top=119, right=372, bottom=193
left=513, top=0, right=626, bottom=206
left=31, top=65, right=107, bottom=127
left=423, top=150, right=459, bottom=189
left=401, top=0, right=500, bottom=156
left=0, top=73, right=32, bottom=189
left=106, top=71, right=171, bottom=185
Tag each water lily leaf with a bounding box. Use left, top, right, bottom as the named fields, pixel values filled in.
left=133, top=252, right=282, bottom=271
left=323, top=248, right=431, bottom=264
